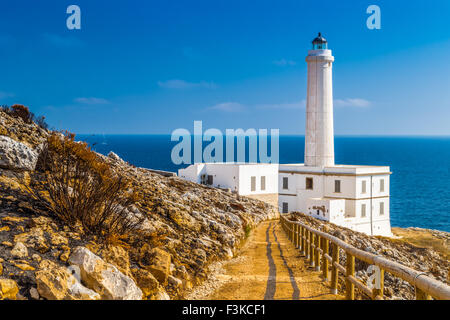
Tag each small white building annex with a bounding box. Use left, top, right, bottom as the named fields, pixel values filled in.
left=178, top=163, right=279, bottom=205
left=278, top=33, right=392, bottom=237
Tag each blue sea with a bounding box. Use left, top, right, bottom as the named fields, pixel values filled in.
left=78, top=135, right=450, bottom=232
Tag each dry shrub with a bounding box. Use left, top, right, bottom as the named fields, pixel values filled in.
left=1, top=104, right=49, bottom=129
left=29, top=132, right=143, bottom=240
left=9, top=104, right=33, bottom=124
left=35, top=115, right=49, bottom=130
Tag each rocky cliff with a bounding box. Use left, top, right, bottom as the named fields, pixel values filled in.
left=0, top=109, right=278, bottom=300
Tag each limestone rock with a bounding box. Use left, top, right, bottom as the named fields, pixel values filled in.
left=131, top=268, right=160, bottom=299
left=139, top=246, right=171, bottom=283
left=154, top=289, right=170, bottom=300
left=168, top=275, right=183, bottom=288
left=11, top=241, right=28, bottom=258
left=35, top=259, right=99, bottom=300
left=14, top=227, right=49, bottom=253
left=69, top=278, right=101, bottom=300
left=0, top=278, right=19, bottom=300
left=11, top=261, right=35, bottom=271
left=100, top=245, right=130, bottom=276
left=0, top=135, right=39, bottom=171
left=29, top=287, right=40, bottom=300
left=108, top=151, right=124, bottom=163
left=69, top=246, right=142, bottom=300
left=32, top=254, right=42, bottom=263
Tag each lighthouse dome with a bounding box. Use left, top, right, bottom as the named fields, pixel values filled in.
left=312, top=32, right=327, bottom=50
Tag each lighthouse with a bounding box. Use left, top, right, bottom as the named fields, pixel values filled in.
left=278, top=33, right=392, bottom=237
left=304, top=33, right=335, bottom=167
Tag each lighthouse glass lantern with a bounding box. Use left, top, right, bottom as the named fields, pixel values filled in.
left=312, top=32, right=327, bottom=50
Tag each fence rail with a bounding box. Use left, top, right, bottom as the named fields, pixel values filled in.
left=280, top=214, right=450, bottom=300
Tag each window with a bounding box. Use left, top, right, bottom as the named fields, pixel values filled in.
left=207, top=175, right=213, bottom=185
left=380, top=202, right=384, bottom=215
left=335, top=180, right=341, bottom=193
left=251, top=176, right=256, bottom=192
left=306, top=177, right=313, bottom=190
left=282, top=177, right=289, bottom=190
left=362, top=180, right=367, bottom=194
left=361, top=204, right=366, bottom=217
left=261, top=176, right=266, bottom=191
left=282, top=202, right=289, bottom=214
left=380, top=179, right=385, bottom=192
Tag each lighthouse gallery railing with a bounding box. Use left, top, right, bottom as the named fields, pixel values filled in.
left=280, top=214, right=450, bottom=300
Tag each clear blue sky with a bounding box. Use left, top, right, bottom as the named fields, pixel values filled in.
left=0, top=0, right=449, bottom=135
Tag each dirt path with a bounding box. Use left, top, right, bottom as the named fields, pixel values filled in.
left=194, top=220, right=343, bottom=300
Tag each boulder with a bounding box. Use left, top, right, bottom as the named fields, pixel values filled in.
left=69, top=246, right=142, bottom=300
left=139, top=245, right=171, bottom=283
left=131, top=268, right=160, bottom=299
left=69, top=278, right=101, bottom=300
left=35, top=260, right=99, bottom=300
left=0, top=135, right=39, bottom=171
left=0, top=278, right=19, bottom=300
left=11, top=241, right=28, bottom=258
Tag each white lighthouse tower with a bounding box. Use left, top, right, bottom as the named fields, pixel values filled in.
left=305, top=33, right=335, bottom=167
left=278, top=33, right=393, bottom=237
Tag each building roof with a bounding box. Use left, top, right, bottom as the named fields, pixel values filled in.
left=279, top=163, right=391, bottom=175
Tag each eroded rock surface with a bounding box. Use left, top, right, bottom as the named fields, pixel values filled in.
left=68, top=246, right=143, bottom=300
left=0, top=136, right=39, bottom=171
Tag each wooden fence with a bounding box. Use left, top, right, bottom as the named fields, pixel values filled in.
left=280, top=215, right=450, bottom=300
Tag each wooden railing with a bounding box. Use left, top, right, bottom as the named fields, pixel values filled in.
left=280, top=215, right=450, bottom=300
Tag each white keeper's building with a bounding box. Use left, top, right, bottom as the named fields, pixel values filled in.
left=278, top=33, right=392, bottom=237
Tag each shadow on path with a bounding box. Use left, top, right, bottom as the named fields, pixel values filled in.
left=273, top=223, right=300, bottom=300
left=263, top=222, right=277, bottom=300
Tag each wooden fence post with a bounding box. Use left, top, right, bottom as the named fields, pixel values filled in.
left=346, top=253, right=355, bottom=300
left=295, top=224, right=299, bottom=248
left=293, top=223, right=296, bottom=246
left=372, top=268, right=384, bottom=299
left=292, top=223, right=295, bottom=245
left=315, top=235, right=321, bottom=271
left=331, top=243, right=339, bottom=295
left=310, top=232, right=315, bottom=267
left=298, top=226, right=302, bottom=252
left=301, top=227, right=305, bottom=255
left=323, top=238, right=329, bottom=281
left=305, top=230, right=310, bottom=259
left=299, top=226, right=303, bottom=254
left=288, top=222, right=291, bottom=241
